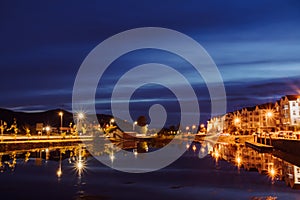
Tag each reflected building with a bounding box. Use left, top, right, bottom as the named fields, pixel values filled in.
left=214, top=143, right=300, bottom=189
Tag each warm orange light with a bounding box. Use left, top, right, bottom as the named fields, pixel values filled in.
left=59, top=112, right=63, bottom=116
left=266, top=111, right=273, bottom=118
left=56, top=168, right=62, bottom=178
left=45, top=126, right=50, bottom=132
left=214, top=150, right=219, bottom=159
left=192, top=145, right=197, bottom=152
left=236, top=156, right=242, bottom=167
left=234, top=118, right=240, bottom=124
left=268, top=166, right=277, bottom=183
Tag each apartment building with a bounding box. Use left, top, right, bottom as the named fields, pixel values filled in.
left=207, top=95, right=299, bottom=134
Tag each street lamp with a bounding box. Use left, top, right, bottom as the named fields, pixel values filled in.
left=110, top=118, right=115, bottom=126
left=0, top=120, right=6, bottom=142
left=234, top=117, right=240, bottom=125
left=234, top=117, right=241, bottom=135
left=45, top=126, right=50, bottom=137
left=192, top=125, right=196, bottom=134
left=266, top=111, right=274, bottom=132
left=59, top=112, right=63, bottom=135
left=133, top=121, right=137, bottom=131
left=76, top=112, right=85, bottom=135
left=77, top=112, right=85, bottom=120
left=185, top=126, right=190, bottom=134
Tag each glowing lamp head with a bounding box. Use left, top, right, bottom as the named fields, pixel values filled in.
left=266, top=111, right=273, bottom=118
left=77, top=112, right=85, bottom=120
left=45, top=126, right=50, bottom=132
left=56, top=169, right=62, bottom=178
left=234, top=118, right=240, bottom=124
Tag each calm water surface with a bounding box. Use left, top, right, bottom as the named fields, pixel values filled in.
left=0, top=140, right=299, bottom=200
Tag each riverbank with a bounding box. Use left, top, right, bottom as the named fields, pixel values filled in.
left=216, top=135, right=253, bottom=144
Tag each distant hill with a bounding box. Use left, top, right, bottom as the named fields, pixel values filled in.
left=0, top=108, right=113, bottom=133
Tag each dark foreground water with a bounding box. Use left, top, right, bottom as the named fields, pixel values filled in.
left=0, top=141, right=299, bottom=200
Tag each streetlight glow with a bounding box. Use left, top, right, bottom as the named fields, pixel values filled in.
left=45, top=126, right=50, bottom=132
left=185, top=126, right=190, bottom=131
left=110, top=118, right=115, bottom=126
left=234, top=118, right=240, bottom=124
left=266, top=111, right=273, bottom=118
left=192, top=145, right=197, bottom=152
left=56, top=168, right=62, bottom=178
left=77, top=112, right=85, bottom=120
left=59, top=112, right=63, bottom=135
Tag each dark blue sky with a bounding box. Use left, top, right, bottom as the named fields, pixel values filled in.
left=1, top=0, right=300, bottom=124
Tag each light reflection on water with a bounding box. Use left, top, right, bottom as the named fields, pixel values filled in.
left=0, top=139, right=299, bottom=199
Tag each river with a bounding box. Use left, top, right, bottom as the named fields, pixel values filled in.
left=0, top=140, right=299, bottom=200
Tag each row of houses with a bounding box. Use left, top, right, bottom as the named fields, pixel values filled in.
left=207, top=95, right=300, bottom=134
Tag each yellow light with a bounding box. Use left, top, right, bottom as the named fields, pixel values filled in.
left=59, top=112, right=63, bottom=116
left=268, top=167, right=277, bottom=182
left=133, top=149, right=138, bottom=156
left=266, top=111, right=273, bottom=118
left=185, top=126, right=190, bottom=131
left=45, top=126, right=50, bottom=132
left=74, top=159, right=86, bottom=176
left=192, top=145, right=197, bottom=152
left=234, top=118, right=240, bottom=124
left=56, top=168, right=62, bottom=178
left=236, top=156, right=242, bottom=166
left=186, top=144, right=190, bottom=149
left=192, top=125, right=196, bottom=129
left=77, top=112, right=85, bottom=120
left=215, top=151, right=219, bottom=159
left=269, top=167, right=276, bottom=177
left=200, top=124, right=205, bottom=128
left=201, top=147, right=205, bottom=153
left=77, top=161, right=83, bottom=170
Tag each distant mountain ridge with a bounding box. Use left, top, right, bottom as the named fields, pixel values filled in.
left=0, top=108, right=112, bottom=131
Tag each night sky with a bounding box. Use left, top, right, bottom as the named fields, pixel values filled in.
left=1, top=0, right=300, bottom=125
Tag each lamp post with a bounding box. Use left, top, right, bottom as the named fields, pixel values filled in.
left=266, top=111, right=273, bottom=132
left=59, top=112, right=63, bottom=135
left=1, top=120, right=4, bottom=142
left=133, top=121, right=137, bottom=131
left=45, top=126, right=50, bottom=138
left=234, top=117, right=241, bottom=134
left=110, top=118, right=115, bottom=126
left=185, top=126, right=190, bottom=134
left=76, top=112, right=85, bottom=136
left=192, top=125, right=196, bottom=134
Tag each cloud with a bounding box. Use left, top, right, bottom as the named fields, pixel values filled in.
left=1, top=0, right=300, bottom=125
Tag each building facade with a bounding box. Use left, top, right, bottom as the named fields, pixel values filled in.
left=207, top=95, right=299, bottom=134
